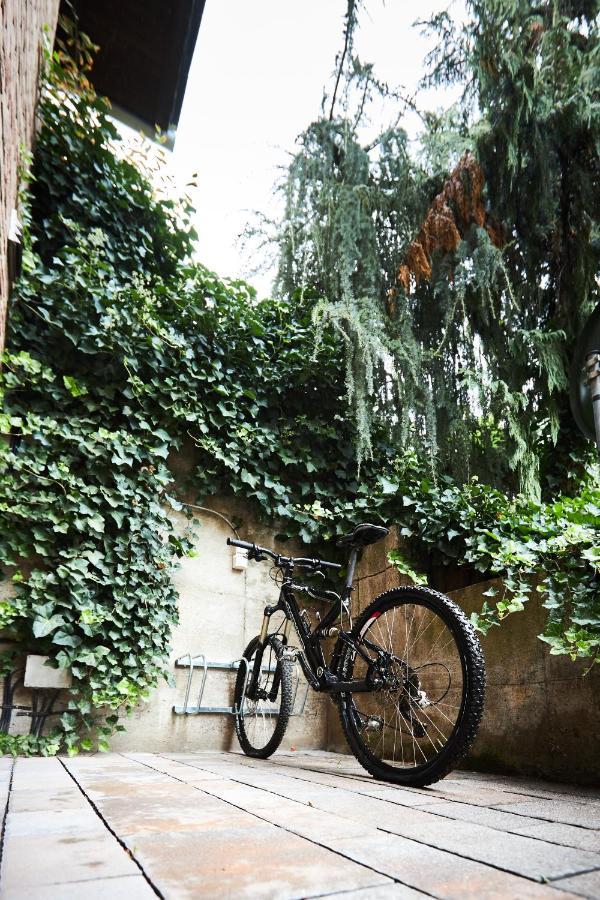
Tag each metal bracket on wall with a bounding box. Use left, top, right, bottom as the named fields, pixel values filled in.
left=172, top=653, right=309, bottom=716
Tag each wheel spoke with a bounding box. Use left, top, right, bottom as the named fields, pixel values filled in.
left=235, top=641, right=290, bottom=755
left=347, top=596, right=468, bottom=773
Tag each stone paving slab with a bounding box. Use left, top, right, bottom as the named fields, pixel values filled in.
left=328, top=832, right=579, bottom=899
left=0, top=751, right=599, bottom=898
left=120, top=825, right=392, bottom=899
left=155, top=753, right=600, bottom=884
left=1, top=875, right=155, bottom=900
left=321, top=886, right=427, bottom=899
left=5, top=808, right=107, bottom=838
left=242, top=751, right=548, bottom=809
left=420, top=800, right=600, bottom=853
left=494, top=798, right=600, bottom=830
left=0, top=758, right=144, bottom=896
left=265, top=755, right=600, bottom=834
left=1, top=831, right=141, bottom=891
left=552, top=871, right=600, bottom=898
left=513, top=822, right=600, bottom=854
left=64, top=753, right=393, bottom=899
left=234, top=756, right=447, bottom=807
left=457, top=773, right=600, bottom=804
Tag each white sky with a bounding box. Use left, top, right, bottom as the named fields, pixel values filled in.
left=170, top=0, right=464, bottom=297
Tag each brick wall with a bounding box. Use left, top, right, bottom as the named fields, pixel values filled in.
left=0, top=0, right=60, bottom=352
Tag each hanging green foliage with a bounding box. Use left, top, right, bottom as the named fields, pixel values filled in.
left=424, top=0, right=600, bottom=491
left=272, top=0, right=600, bottom=495
left=384, top=449, right=600, bottom=663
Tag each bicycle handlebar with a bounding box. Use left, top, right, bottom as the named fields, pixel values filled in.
left=227, top=537, right=341, bottom=572
left=227, top=539, right=254, bottom=551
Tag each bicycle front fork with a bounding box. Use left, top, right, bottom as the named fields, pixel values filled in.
left=259, top=609, right=292, bottom=645
left=246, top=612, right=293, bottom=702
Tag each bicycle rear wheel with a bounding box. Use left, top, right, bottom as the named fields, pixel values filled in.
left=234, top=635, right=293, bottom=758
left=337, top=586, right=485, bottom=787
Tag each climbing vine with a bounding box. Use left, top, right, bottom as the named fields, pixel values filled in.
left=0, top=26, right=382, bottom=754
left=384, top=450, right=600, bottom=662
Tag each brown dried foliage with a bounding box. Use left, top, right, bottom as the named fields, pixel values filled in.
left=396, top=152, right=503, bottom=297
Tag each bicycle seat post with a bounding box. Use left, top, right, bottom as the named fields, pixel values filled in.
left=344, top=547, right=359, bottom=596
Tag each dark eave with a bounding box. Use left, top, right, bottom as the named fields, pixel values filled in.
left=58, top=0, right=206, bottom=136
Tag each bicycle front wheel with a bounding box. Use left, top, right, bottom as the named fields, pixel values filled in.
left=337, top=586, right=485, bottom=787
left=234, top=635, right=293, bottom=758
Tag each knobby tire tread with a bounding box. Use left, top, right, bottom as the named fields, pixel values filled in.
left=337, top=586, right=485, bottom=787
left=234, top=636, right=294, bottom=759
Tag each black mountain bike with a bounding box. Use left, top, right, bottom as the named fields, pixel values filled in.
left=227, top=523, right=485, bottom=787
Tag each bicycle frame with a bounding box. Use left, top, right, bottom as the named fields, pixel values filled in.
left=248, top=547, right=381, bottom=700
left=228, top=530, right=485, bottom=787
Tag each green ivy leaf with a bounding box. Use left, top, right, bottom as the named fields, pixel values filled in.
left=379, top=476, right=399, bottom=495
left=63, top=375, right=88, bottom=397
left=52, top=631, right=82, bottom=648
left=32, top=614, right=66, bottom=638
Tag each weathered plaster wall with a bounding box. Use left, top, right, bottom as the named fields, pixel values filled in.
left=452, top=578, right=600, bottom=785
left=0, top=0, right=60, bottom=351
left=326, top=530, right=600, bottom=784
left=109, top=497, right=330, bottom=752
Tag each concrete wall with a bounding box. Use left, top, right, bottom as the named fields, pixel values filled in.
left=0, top=0, right=60, bottom=351
left=325, top=529, right=600, bottom=785
left=452, top=578, right=600, bottom=785
left=109, top=497, right=330, bottom=753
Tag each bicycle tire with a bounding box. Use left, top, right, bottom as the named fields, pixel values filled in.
left=337, top=586, right=485, bottom=787
left=234, top=635, right=294, bottom=759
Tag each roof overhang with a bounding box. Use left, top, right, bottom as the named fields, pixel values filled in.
left=57, top=0, right=206, bottom=145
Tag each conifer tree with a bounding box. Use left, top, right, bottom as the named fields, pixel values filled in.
left=273, top=0, right=600, bottom=495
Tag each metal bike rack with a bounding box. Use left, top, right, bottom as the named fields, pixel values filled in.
left=172, top=653, right=309, bottom=716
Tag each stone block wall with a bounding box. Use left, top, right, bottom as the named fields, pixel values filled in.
left=0, top=0, right=60, bottom=351
left=325, top=530, right=600, bottom=785
left=452, top=579, right=600, bottom=785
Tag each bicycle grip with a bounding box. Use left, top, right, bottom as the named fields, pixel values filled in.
left=294, top=556, right=342, bottom=571
left=227, top=538, right=253, bottom=550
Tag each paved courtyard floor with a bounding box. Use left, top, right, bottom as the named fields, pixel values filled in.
left=0, top=751, right=599, bottom=899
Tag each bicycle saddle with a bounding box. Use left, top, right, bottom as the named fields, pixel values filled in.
left=337, top=523, right=389, bottom=549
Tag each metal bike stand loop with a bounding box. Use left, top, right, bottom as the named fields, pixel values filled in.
left=172, top=653, right=309, bottom=716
